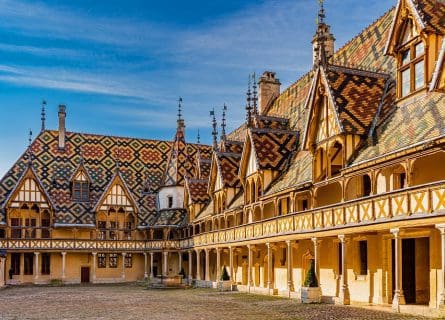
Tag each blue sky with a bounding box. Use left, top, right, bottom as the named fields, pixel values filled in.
left=0, top=0, right=394, bottom=177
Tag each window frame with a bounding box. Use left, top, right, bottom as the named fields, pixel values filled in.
left=397, top=37, right=426, bottom=98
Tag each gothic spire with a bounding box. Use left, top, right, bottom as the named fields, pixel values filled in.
left=27, top=129, right=33, bottom=166
left=252, top=73, right=258, bottom=116
left=220, top=104, right=227, bottom=142
left=41, top=100, right=46, bottom=132
left=210, top=108, right=218, bottom=150
left=197, top=129, right=201, bottom=144
left=177, top=97, right=184, bottom=129
left=312, top=0, right=335, bottom=68
left=245, top=75, right=253, bottom=127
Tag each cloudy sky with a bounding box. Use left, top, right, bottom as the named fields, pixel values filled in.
left=0, top=0, right=394, bottom=176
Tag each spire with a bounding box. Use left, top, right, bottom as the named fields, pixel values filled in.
left=27, top=129, right=33, bottom=166
left=210, top=108, right=218, bottom=150
left=312, top=0, right=335, bottom=68
left=41, top=100, right=46, bottom=132
left=177, top=97, right=185, bottom=129
left=245, top=75, right=253, bottom=127
left=197, top=129, right=201, bottom=144
left=220, top=104, right=227, bottom=142
left=252, top=73, right=258, bottom=116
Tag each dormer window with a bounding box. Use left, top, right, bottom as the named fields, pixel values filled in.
left=72, top=170, right=89, bottom=202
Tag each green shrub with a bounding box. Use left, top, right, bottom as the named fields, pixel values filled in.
left=303, top=260, right=318, bottom=287
left=220, top=266, right=230, bottom=281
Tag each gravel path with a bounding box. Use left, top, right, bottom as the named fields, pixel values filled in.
left=0, top=285, right=437, bottom=320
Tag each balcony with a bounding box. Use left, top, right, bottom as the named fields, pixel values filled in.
left=188, top=180, right=445, bottom=247
left=0, top=239, right=180, bottom=251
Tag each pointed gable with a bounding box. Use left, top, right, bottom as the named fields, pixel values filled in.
left=94, top=172, right=138, bottom=213
left=163, top=121, right=188, bottom=187
left=239, top=134, right=258, bottom=180
left=4, top=166, right=53, bottom=210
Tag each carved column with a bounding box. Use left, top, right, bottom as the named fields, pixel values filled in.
left=34, top=252, right=40, bottom=283
left=391, top=228, right=405, bottom=312
left=61, top=252, right=67, bottom=281
left=338, top=235, right=350, bottom=305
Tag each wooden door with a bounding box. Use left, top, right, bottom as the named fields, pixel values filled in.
left=81, top=267, right=90, bottom=283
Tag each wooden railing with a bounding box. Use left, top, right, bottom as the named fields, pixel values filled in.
left=186, top=181, right=445, bottom=248
left=0, top=239, right=180, bottom=251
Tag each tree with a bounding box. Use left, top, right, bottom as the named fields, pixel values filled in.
left=220, top=266, right=230, bottom=281
left=303, top=259, right=318, bottom=287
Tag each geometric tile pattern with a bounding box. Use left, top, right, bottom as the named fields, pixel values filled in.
left=215, top=152, right=242, bottom=188
left=185, top=178, right=210, bottom=204
left=413, top=0, right=445, bottom=34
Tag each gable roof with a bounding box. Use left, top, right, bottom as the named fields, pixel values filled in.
left=185, top=178, right=210, bottom=204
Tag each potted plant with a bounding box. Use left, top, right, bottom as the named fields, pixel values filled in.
left=218, top=266, right=232, bottom=291
left=301, top=260, right=321, bottom=303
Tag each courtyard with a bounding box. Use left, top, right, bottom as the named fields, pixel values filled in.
left=0, top=285, right=438, bottom=320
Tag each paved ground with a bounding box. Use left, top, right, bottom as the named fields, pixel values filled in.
left=0, top=285, right=439, bottom=320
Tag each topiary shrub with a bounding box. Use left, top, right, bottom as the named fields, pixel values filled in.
left=179, top=268, right=186, bottom=278
left=220, top=266, right=230, bottom=281
left=303, top=260, right=318, bottom=287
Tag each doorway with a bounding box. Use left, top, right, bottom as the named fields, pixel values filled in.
left=81, top=267, right=90, bottom=283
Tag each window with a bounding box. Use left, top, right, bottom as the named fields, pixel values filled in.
left=109, top=254, right=118, bottom=268
left=125, top=254, right=132, bottom=268
left=398, top=37, right=425, bottom=97
left=41, top=217, right=50, bottom=239
left=363, top=175, right=372, bottom=197
left=167, top=196, right=173, bottom=208
left=72, top=170, right=89, bottom=202
left=11, top=253, right=20, bottom=275
left=25, top=218, right=36, bottom=238
left=0, top=229, right=4, bottom=239
left=98, top=221, right=106, bottom=240
left=359, top=240, right=368, bottom=275
left=98, top=253, right=106, bottom=268
left=11, top=218, right=22, bottom=239
left=109, top=221, right=117, bottom=240
left=302, top=199, right=309, bottom=211
left=24, top=253, right=34, bottom=275
left=41, top=253, right=50, bottom=275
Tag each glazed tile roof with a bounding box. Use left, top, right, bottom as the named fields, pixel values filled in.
left=153, top=208, right=187, bottom=227
left=250, top=128, right=299, bottom=171
left=220, top=140, right=244, bottom=154
left=198, top=158, right=212, bottom=179
left=412, top=0, right=445, bottom=34
left=352, top=93, right=445, bottom=165
left=215, top=152, right=242, bottom=188
left=0, top=130, right=211, bottom=226
left=185, top=178, right=210, bottom=204
left=254, top=114, right=289, bottom=130
left=267, top=151, right=313, bottom=194
left=325, top=65, right=391, bottom=135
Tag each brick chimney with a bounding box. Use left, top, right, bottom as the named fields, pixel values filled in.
left=58, top=105, right=66, bottom=150
left=258, top=71, right=281, bottom=114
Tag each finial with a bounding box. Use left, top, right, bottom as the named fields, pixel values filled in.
left=197, top=129, right=201, bottom=144
left=252, top=73, right=258, bottom=116
left=210, top=108, right=218, bottom=150
left=41, top=100, right=46, bottom=132
left=314, top=0, right=328, bottom=68
left=318, top=0, right=325, bottom=25
left=27, top=129, right=33, bottom=166
left=246, top=75, right=253, bottom=127
left=220, top=104, right=227, bottom=142
left=178, top=97, right=183, bottom=121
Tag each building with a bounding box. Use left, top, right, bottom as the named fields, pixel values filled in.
left=1, top=0, right=445, bottom=314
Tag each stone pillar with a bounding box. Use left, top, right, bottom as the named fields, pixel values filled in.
left=338, top=235, right=350, bottom=305
left=143, top=253, right=148, bottom=279
left=163, top=251, right=168, bottom=277
left=436, top=224, right=445, bottom=307
left=266, top=243, right=272, bottom=295
left=188, top=250, right=193, bottom=283
left=92, top=252, right=97, bottom=282
left=196, top=250, right=201, bottom=281
left=61, top=252, right=67, bottom=281
left=286, top=240, right=294, bottom=293
left=178, top=251, right=182, bottom=275
left=311, top=237, right=321, bottom=280
left=34, top=252, right=40, bottom=283
left=391, top=228, right=405, bottom=312
left=205, top=249, right=210, bottom=282
left=229, top=246, right=234, bottom=281
left=0, top=256, right=5, bottom=287
left=247, top=245, right=253, bottom=291
left=149, top=252, right=154, bottom=279
left=121, top=253, right=126, bottom=280
left=216, top=248, right=221, bottom=284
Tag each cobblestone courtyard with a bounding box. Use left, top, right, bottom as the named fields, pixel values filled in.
left=0, top=285, right=439, bottom=320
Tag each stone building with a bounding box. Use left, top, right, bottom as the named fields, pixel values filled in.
left=1, top=0, right=445, bottom=314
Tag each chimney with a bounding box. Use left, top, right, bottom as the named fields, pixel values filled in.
left=58, top=105, right=66, bottom=150
left=258, top=71, right=281, bottom=115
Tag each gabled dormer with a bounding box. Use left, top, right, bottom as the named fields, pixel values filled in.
left=385, top=0, right=445, bottom=97
left=184, top=178, right=209, bottom=221
left=239, top=134, right=261, bottom=205
left=69, top=163, right=91, bottom=202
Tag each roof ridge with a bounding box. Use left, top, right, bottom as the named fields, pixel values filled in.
left=327, top=64, right=390, bottom=78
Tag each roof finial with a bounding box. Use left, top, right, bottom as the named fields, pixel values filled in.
left=246, top=75, right=253, bottom=127
left=210, top=108, right=218, bottom=150
left=197, top=129, right=201, bottom=144
left=220, top=104, right=227, bottom=142
left=252, top=73, right=258, bottom=116
left=318, top=0, right=325, bottom=25
left=27, top=129, right=33, bottom=166
left=178, top=97, right=183, bottom=121
left=41, top=100, right=46, bottom=132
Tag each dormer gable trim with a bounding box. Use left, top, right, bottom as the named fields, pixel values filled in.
left=238, top=130, right=259, bottom=183
left=207, top=153, right=224, bottom=195
left=430, top=37, right=445, bottom=91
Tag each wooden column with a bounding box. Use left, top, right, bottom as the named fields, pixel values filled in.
left=311, top=237, right=321, bottom=280
left=196, top=249, right=201, bottom=281
left=205, top=249, right=210, bottom=282
left=391, top=228, right=405, bottom=312
left=92, top=252, right=97, bottom=282
left=436, top=224, right=445, bottom=307
left=0, top=256, right=5, bottom=287
left=121, top=253, right=126, bottom=280
left=178, top=251, right=182, bottom=275
left=149, top=252, right=154, bottom=278
left=266, top=242, right=272, bottom=295
left=33, top=252, right=40, bottom=283
left=216, top=248, right=221, bottom=284
left=286, top=240, right=294, bottom=294
left=162, top=251, right=168, bottom=277
left=61, top=252, right=67, bottom=281
left=188, top=250, right=193, bottom=283
left=247, top=245, right=253, bottom=291
left=229, top=246, right=234, bottom=282
left=143, top=253, right=148, bottom=279
left=338, top=235, right=350, bottom=305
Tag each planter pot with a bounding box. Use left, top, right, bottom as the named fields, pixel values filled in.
left=219, top=281, right=233, bottom=291
left=301, top=287, right=321, bottom=303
